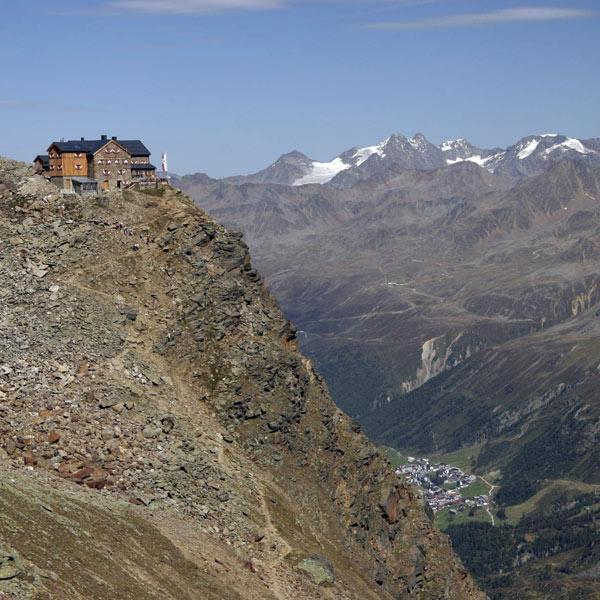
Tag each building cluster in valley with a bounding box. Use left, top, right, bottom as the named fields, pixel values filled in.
left=33, top=135, right=163, bottom=195
left=396, top=456, right=489, bottom=513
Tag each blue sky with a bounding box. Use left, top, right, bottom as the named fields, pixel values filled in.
left=1, top=0, right=598, bottom=176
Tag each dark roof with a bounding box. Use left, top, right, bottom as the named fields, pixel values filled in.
left=50, top=140, right=106, bottom=154
left=118, top=140, right=150, bottom=157
left=131, top=163, right=156, bottom=170
left=34, top=155, right=49, bottom=166
left=47, top=138, right=151, bottom=157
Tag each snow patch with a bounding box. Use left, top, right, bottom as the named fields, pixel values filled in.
left=446, top=155, right=490, bottom=167
left=440, top=138, right=466, bottom=152
left=561, top=138, right=590, bottom=153
left=293, top=157, right=350, bottom=185
left=408, top=136, right=428, bottom=152
left=517, top=139, right=539, bottom=159
left=352, top=138, right=388, bottom=166
left=542, top=137, right=593, bottom=157
left=446, top=151, right=504, bottom=173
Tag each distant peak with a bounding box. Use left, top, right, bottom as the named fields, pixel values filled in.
left=277, top=150, right=310, bottom=161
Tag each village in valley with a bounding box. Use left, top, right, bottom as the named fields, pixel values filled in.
left=396, top=456, right=490, bottom=515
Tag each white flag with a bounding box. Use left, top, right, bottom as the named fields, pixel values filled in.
left=161, top=153, right=168, bottom=172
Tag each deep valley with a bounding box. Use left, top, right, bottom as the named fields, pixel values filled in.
left=177, top=131, right=600, bottom=598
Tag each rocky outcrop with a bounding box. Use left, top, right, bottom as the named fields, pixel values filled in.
left=401, top=332, right=485, bottom=394
left=0, top=157, right=485, bottom=600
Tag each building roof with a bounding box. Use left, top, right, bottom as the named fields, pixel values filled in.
left=50, top=140, right=104, bottom=153
left=131, top=163, right=156, bottom=171
left=34, top=155, right=49, bottom=166
left=71, top=177, right=98, bottom=184
left=118, top=140, right=150, bottom=156
left=46, top=137, right=151, bottom=157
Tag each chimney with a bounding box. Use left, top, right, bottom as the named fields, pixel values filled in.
left=112, top=136, right=117, bottom=141
left=101, top=134, right=107, bottom=141
left=81, top=137, right=85, bottom=141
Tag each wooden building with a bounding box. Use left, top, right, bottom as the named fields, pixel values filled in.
left=33, top=155, right=50, bottom=174
left=34, top=135, right=156, bottom=193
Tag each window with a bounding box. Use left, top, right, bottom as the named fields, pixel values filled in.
left=103, top=169, right=111, bottom=175
left=107, top=160, right=111, bottom=164
left=97, top=159, right=103, bottom=164
left=75, top=152, right=82, bottom=158
left=123, top=160, right=128, bottom=164
left=75, top=164, right=82, bottom=170
left=114, top=159, right=119, bottom=164
left=57, top=164, right=62, bottom=169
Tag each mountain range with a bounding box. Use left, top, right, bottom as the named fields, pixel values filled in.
left=174, top=133, right=600, bottom=482
left=175, top=132, right=600, bottom=597
left=216, top=132, right=600, bottom=187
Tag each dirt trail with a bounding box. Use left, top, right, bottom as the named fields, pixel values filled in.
left=480, top=476, right=497, bottom=526
left=58, top=212, right=172, bottom=306
left=256, top=483, right=294, bottom=600
left=257, top=483, right=292, bottom=564
left=66, top=213, right=167, bottom=280
left=217, top=447, right=292, bottom=563
left=216, top=444, right=293, bottom=600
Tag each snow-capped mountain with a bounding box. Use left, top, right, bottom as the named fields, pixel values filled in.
left=439, top=138, right=501, bottom=168
left=222, top=133, right=600, bottom=187
left=486, top=134, right=600, bottom=178
left=296, top=133, right=448, bottom=187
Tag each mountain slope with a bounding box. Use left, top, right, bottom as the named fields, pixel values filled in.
left=0, top=157, right=484, bottom=600
left=179, top=157, right=600, bottom=466
left=175, top=148, right=600, bottom=600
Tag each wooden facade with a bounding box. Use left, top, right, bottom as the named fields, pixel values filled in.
left=47, top=145, right=89, bottom=177
left=63, top=152, right=88, bottom=177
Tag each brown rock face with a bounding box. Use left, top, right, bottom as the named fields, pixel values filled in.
left=0, top=157, right=486, bottom=600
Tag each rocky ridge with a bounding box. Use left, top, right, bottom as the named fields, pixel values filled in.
left=0, top=158, right=485, bottom=600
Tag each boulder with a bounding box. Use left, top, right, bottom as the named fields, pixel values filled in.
left=295, top=554, right=335, bottom=586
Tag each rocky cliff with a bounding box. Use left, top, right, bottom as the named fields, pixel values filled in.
left=0, top=157, right=485, bottom=600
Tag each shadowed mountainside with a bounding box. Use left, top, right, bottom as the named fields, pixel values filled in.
left=0, top=156, right=485, bottom=600
left=178, top=159, right=600, bottom=492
